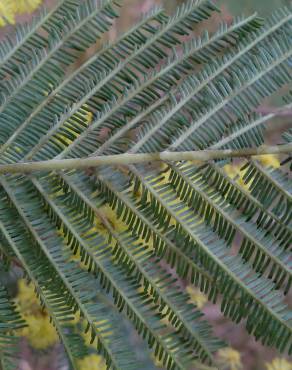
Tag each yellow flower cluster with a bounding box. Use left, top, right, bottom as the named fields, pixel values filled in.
left=0, top=1, right=14, bottom=26
left=257, top=154, right=280, bottom=169
left=15, top=0, right=42, bottom=14
left=15, top=279, right=59, bottom=350
left=223, top=163, right=248, bottom=190
left=186, top=285, right=208, bottom=309
left=217, top=347, right=242, bottom=370
left=0, top=0, right=42, bottom=27
left=223, top=154, right=280, bottom=189
left=266, top=358, right=292, bottom=370
left=94, top=205, right=128, bottom=236
left=77, top=354, right=107, bottom=370
left=66, top=204, right=128, bottom=267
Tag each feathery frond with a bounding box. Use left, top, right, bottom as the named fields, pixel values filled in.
left=0, top=284, right=24, bottom=370
left=0, top=1, right=291, bottom=368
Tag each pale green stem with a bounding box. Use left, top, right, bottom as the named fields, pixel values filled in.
left=0, top=144, right=291, bottom=174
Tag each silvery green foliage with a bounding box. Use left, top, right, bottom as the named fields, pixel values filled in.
left=0, top=0, right=291, bottom=369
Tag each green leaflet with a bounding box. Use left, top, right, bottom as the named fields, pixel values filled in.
left=0, top=1, right=80, bottom=79
left=242, top=160, right=292, bottom=224
left=0, top=284, right=24, bottom=370
left=0, top=0, right=120, bottom=145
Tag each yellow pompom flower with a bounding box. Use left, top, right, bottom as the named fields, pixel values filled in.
left=223, top=154, right=280, bottom=194
left=93, top=205, right=128, bottom=235
left=257, top=154, right=280, bottom=169
left=15, top=0, right=42, bottom=14
left=0, top=1, right=15, bottom=27
left=20, top=314, right=59, bottom=350
left=217, top=347, right=242, bottom=370
left=0, top=0, right=43, bottom=27
left=186, top=285, right=208, bottom=309
left=77, top=354, right=107, bottom=370
left=223, top=164, right=238, bottom=180
left=16, top=279, right=40, bottom=314
left=266, top=358, right=292, bottom=370
left=223, top=163, right=248, bottom=190
left=86, top=110, right=93, bottom=123
left=15, top=279, right=59, bottom=349
left=65, top=205, right=128, bottom=267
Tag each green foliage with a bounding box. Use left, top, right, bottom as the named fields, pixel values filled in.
left=217, top=0, right=290, bottom=16
left=0, top=284, right=24, bottom=370
left=0, top=0, right=291, bottom=369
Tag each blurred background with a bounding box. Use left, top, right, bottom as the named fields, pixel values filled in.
left=0, top=1, right=291, bottom=369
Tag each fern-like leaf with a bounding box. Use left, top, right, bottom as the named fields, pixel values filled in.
left=0, top=1, right=291, bottom=369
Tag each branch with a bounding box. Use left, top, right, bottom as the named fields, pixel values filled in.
left=255, top=106, right=292, bottom=117
left=0, top=144, right=291, bottom=174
